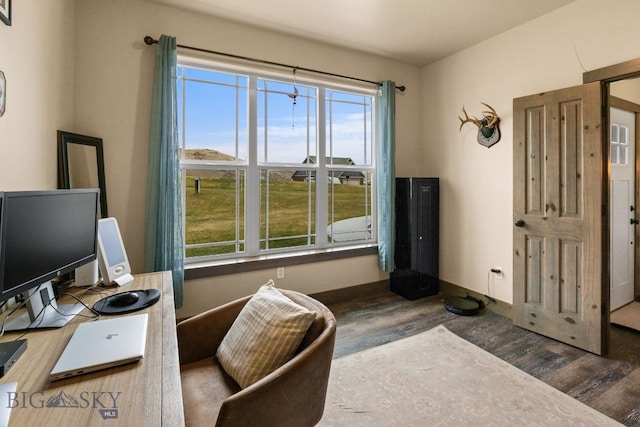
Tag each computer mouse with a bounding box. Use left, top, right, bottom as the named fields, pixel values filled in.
left=108, top=291, right=140, bottom=307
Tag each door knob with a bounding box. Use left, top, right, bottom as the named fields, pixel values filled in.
left=631, top=218, right=639, bottom=225
left=515, top=219, right=525, bottom=227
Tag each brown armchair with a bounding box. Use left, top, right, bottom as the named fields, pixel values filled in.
left=177, top=289, right=337, bottom=427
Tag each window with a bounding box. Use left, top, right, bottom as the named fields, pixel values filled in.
left=611, top=122, right=629, bottom=165
left=177, top=61, right=377, bottom=263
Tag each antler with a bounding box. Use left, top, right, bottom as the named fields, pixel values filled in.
left=480, top=102, right=499, bottom=128
left=458, top=103, right=499, bottom=131
left=458, top=106, right=482, bottom=131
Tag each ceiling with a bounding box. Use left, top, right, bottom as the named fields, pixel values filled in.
left=148, top=0, right=577, bottom=66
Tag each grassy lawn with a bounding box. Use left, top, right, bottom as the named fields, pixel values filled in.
left=184, top=175, right=370, bottom=256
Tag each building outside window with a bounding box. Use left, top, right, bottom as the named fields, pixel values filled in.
left=177, top=61, right=377, bottom=263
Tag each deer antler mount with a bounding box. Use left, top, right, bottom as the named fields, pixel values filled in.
left=458, top=102, right=501, bottom=148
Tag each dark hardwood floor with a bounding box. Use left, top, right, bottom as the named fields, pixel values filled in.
left=325, top=290, right=640, bottom=426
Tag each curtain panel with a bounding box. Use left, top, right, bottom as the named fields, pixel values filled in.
left=145, top=35, right=184, bottom=308
left=375, top=81, right=396, bottom=273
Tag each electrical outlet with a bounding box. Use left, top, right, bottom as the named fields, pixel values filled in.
left=276, top=267, right=285, bottom=279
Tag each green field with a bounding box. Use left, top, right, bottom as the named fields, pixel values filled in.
left=184, top=176, right=371, bottom=257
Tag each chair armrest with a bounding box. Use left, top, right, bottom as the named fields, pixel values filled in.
left=216, top=311, right=337, bottom=427
left=176, top=295, right=250, bottom=365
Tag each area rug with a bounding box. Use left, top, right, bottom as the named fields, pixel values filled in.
left=611, top=302, right=640, bottom=332
left=319, top=325, right=621, bottom=426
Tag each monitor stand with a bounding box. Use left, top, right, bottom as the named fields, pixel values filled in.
left=4, top=282, right=85, bottom=331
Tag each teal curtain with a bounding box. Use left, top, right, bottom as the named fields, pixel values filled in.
left=375, top=81, right=396, bottom=273
left=145, top=35, right=184, bottom=308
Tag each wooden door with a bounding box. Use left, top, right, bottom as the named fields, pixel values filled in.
left=513, top=82, right=605, bottom=355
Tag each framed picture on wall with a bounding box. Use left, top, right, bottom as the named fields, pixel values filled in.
left=0, top=0, right=11, bottom=26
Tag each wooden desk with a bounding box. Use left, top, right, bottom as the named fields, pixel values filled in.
left=0, top=271, right=184, bottom=427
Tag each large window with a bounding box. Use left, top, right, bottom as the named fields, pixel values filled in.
left=177, top=61, right=376, bottom=263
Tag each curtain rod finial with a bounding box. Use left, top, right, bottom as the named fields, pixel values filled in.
left=144, top=36, right=157, bottom=45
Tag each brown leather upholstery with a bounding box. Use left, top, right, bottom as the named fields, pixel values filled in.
left=177, top=289, right=337, bottom=427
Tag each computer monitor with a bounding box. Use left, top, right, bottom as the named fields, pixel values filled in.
left=0, top=189, right=100, bottom=330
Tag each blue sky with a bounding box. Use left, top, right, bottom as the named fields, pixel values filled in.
left=178, top=66, right=372, bottom=165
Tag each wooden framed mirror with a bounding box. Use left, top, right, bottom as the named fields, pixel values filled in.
left=57, top=130, right=108, bottom=218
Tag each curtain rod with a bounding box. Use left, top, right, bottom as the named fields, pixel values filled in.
left=143, top=36, right=406, bottom=92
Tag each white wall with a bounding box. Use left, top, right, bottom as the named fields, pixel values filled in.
left=421, top=0, right=640, bottom=304
left=0, top=0, right=76, bottom=190
left=73, top=0, right=421, bottom=317
left=184, top=256, right=386, bottom=318
left=611, top=78, right=640, bottom=105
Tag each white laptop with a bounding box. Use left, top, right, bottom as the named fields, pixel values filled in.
left=50, top=314, right=148, bottom=381
left=0, top=382, right=16, bottom=427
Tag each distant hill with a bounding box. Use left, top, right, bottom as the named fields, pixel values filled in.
left=183, top=149, right=292, bottom=181
left=182, top=148, right=236, bottom=161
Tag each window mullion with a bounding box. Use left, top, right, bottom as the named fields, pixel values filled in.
left=316, top=88, right=328, bottom=247
left=245, top=75, right=260, bottom=255
left=179, top=74, right=187, bottom=259
left=364, top=99, right=371, bottom=238
left=370, top=97, right=378, bottom=242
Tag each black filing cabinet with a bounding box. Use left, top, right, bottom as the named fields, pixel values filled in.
left=390, top=177, right=439, bottom=300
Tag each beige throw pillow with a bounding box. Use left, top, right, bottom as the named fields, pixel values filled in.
left=216, top=281, right=317, bottom=388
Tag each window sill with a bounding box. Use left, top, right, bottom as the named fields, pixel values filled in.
left=184, top=245, right=379, bottom=280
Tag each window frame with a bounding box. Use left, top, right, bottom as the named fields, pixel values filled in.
left=610, top=122, right=630, bottom=165
left=177, top=57, right=379, bottom=267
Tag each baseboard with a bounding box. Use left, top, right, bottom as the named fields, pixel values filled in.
left=311, top=279, right=512, bottom=319
left=439, top=280, right=512, bottom=319
left=310, top=280, right=389, bottom=306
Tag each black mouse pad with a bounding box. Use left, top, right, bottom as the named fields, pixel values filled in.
left=93, top=289, right=161, bottom=315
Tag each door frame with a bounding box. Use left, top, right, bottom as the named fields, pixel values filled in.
left=584, top=58, right=640, bottom=350
left=609, top=96, right=640, bottom=305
